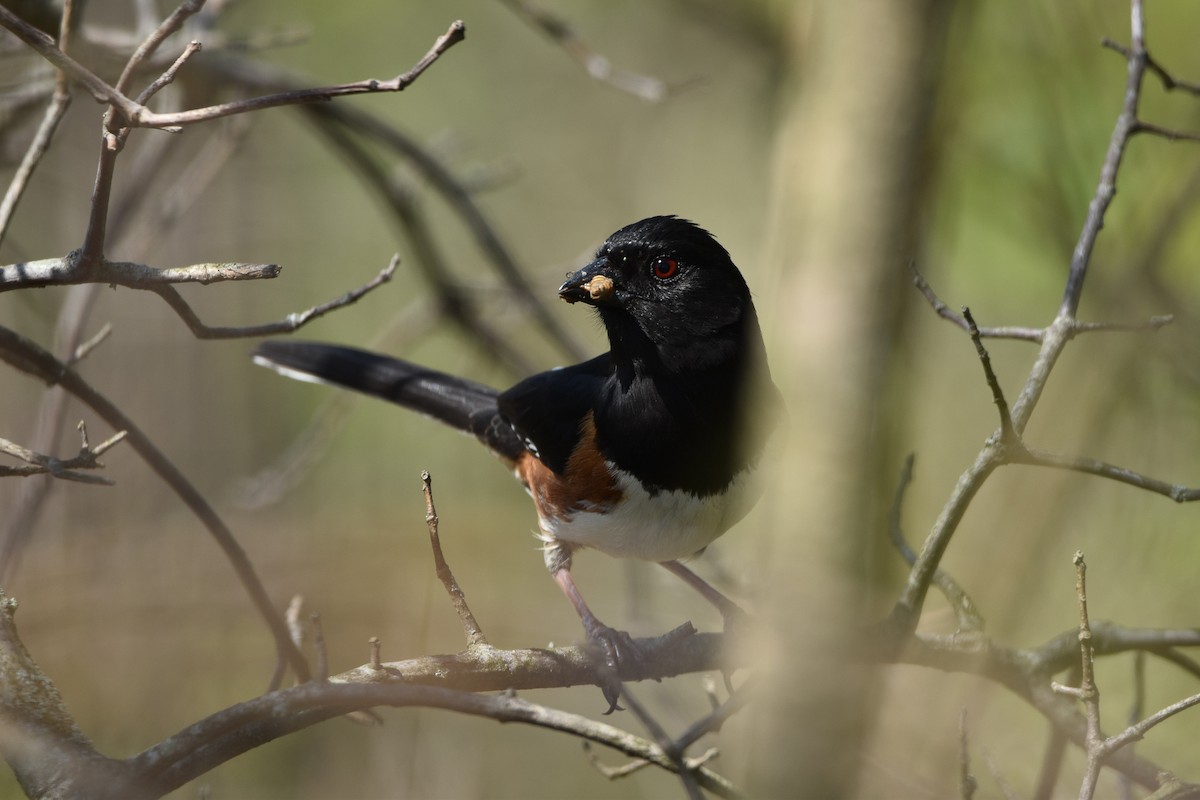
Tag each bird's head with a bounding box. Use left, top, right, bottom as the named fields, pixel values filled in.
left=559, top=216, right=758, bottom=373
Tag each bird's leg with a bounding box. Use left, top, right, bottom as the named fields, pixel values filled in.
left=546, top=542, right=637, bottom=713
left=659, top=559, right=748, bottom=630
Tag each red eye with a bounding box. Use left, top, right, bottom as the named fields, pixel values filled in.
left=651, top=257, right=678, bottom=279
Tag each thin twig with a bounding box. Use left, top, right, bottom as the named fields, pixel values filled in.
left=1102, top=38, right=1200, bottom=96
left=0, top=254, right=395, bottom=338
left=1059, top=0, right=1146, bottom=318
left=959, top=708, right=976, bottom=800
left=982, top=749, right=1021, bottom=800
left=666, top=680, right=752, bottom=759
left=962, top=307, right=1018, bottom=444
left=583, top=741, right=652, bottom=779
left=0, top=430, right=126, bottom=484
left=911, top=266, right=1043, bottom=341
left=1133, top=121, right=1200, bottom=144
left=913, top=267, right=1173, bottom=339
left=0, top=11, right=468, bottom=130
left=114, top=0, right=205, bottom=96
left=421, top=471, right=488, bottom=647
left=1056, top=552, right=1104, bottom=800
left=1119, top=652, right=1146, bottom=800
left=619, top=683, right=703, bottom=800
left=1017, top=447, right=1200, bottom=503
left=0, top=86, right=72, bottom=249
left=311, top=612, right=328, bottom=681
left=134, top=39, right=202, bottom=106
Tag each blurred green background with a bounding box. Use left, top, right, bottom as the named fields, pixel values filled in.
left=2, top=0, right=1200, bottom=797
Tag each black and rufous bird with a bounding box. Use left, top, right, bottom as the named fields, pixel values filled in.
left=253, top=216, right=779, bottom=707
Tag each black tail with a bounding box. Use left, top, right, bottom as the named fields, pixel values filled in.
left=253, top=340, right=525, bottom=461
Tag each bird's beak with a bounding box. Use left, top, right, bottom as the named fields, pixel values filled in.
left=559, top=258, right=617, bottom=306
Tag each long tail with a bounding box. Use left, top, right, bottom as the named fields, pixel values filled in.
left=253, top=340, right=525, bottom=461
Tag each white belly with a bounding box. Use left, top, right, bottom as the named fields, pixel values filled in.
left=541, top=465, right=760, bottom=562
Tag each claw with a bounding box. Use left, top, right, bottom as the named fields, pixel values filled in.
left=582, top=617, right=642, bottom=713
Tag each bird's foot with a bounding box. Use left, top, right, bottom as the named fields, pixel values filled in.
left=580, top=617, right=642, bottom=714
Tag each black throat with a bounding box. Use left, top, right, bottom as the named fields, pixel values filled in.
left=592, top=305, right=773, bottom=497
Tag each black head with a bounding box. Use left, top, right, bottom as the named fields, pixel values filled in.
left=559, top=216, right=756, bottom=373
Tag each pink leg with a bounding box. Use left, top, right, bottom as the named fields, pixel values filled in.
left=660, top=560, right=745, bottom=621
left=553, top=567, right=636, bottom=713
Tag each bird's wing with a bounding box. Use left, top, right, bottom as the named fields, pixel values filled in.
left=496, top=354, right=612, bottom=475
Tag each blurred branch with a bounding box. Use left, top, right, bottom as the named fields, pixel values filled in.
left=890, top=574, right=1200, bottom=795
left=0, top=324, right=311, bottom=684
left=0, top=0, right=73, bottom=248
left=496, top=0, right=673, bottom=102
left=0, top=587, right=129, bottom=798
left=236, top=301, right=440, bottom=510
left=302, top=107, right=539, bottom=373
left=300, top=97, right=589, bottom=363
left=887, top=455, right=984, bottom=632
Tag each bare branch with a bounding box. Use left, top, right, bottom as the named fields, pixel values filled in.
left=583, top=741, right=652, bottom=779
left=421, top=471, right=488, bottom=647
left=1017, top=447, right=1200, bottom=503
left=0, top=254, right=280, bottom=291
left=161, top=254, right=398, bottom=340
left=129, top=677, right=742, bottom=799
left=0, top=428, right=126, bottom=485
left=134, top=39, right=202, bottom=106
left=912, top=267, right=1172, bottom=341
left=667, top=680, right=752, bottom=759
left=298, top=103, right=564, bottom=371
left=114, top=0, right=205, bottom=96
left=911, top=266, right=1044, bottom=341
left=1104, top=691, right=1200, bottom=755
left=0, top=10, right=467, bottom=129
left=962, top=307, right=1018, bottom=445
left=1133, top=121, right=1200, bottom=144
left=1102, top=37, right=1200, bottom=96
left=1059, top=0, right=1147, bottom=318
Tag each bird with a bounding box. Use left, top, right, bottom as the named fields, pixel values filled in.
left=253, top=216, right=780, bottom=710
